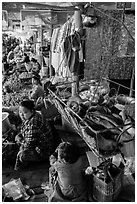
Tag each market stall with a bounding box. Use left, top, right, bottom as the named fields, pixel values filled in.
left=2, top=2, right=135, bottom=202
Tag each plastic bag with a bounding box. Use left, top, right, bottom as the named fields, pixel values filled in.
left=2, top=178, right=30, bottom=201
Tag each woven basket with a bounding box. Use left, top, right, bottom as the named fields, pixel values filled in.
left=92, top=168, right=123, bottom=202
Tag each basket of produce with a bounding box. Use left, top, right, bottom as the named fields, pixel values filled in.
left=92, top=159, right=124, bottom=202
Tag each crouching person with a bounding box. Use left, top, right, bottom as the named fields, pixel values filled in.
left=47, top=142, right=88, bottom=202
left=14, top=99, right=54, bottom=170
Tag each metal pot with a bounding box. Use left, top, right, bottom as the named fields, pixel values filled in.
left=117, top=95, right=135, bottom=105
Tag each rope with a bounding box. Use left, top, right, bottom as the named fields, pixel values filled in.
left=90, top=3, right=135, bottom=42
left=97, top=122, right=133, bottom=134
left=116, top=125, right=134, bottom=143
left=102, top=77, right=135, bottom=92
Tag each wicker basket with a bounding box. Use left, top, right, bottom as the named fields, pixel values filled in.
left=92, top=167, right=123, bottom=202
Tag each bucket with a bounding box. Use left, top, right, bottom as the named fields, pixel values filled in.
left=2, top=112, right=12, bottom=135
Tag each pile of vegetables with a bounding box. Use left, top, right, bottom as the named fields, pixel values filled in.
left=2, top=72, right=32, bottom=107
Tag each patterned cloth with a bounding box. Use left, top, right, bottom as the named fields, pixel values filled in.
left=21, top=111, right=53, bottom=153
left=14, top=111, right=54, bottom=170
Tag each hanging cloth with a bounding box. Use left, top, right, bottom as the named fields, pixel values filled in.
left=51, top=28, right=60, bottom=53
left=64, top=32, right=81, bottom=73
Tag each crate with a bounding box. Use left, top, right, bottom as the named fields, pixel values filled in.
left=92, top=169, right=123, bottom=202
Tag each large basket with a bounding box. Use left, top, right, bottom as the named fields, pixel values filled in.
left=92, top=168, right=123, bottom=202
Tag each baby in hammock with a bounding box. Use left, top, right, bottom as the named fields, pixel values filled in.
left=48, top=142, right=88, bottom=202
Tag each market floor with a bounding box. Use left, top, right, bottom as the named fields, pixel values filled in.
left=3, top=160, right=135, bottom=202
left=32, top=174, right=135, bottom=202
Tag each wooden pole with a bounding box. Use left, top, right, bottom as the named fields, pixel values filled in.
left=49, top=24, right=53, bottom=77
left=129, top=66, right=135, bottom=97
left=72, top=9, right=83, bottom=96
left=40, top=25, right=43, bottom=67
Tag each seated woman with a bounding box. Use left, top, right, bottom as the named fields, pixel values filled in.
left=29, top=74, right=61, bottom=149
left=14, top=100, right=54, bottom=170
left=31, top=58, right=41, bottom=74
left=2, top=55, right=10, bottom=84
left=29, top=73, right=44, bottom=104
left=20, top=53, right=28, bottom=63
left=24, top=56, right=33, bottom=72
left=47, top=142, right=88, bottom=202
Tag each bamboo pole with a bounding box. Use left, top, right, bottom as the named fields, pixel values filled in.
left=72, top=9, right=83, bottom=96
left=49, top=24, right=53, bottom=77
left=40, top=25, right=43, bottom=67
left=129, top=66, right=135, bottom=97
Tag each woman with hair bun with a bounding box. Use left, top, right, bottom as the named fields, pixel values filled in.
left=14, top=99, right=54, bottom=170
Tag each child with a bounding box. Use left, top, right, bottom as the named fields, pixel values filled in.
left=47, top=142, right=88, bottom=202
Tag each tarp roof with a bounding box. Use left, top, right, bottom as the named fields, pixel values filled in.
left=23, top=2, right=116, bottom=10
left=3, top=2, right=134, bottom=15
left=3, top=2, right=117, bottom=12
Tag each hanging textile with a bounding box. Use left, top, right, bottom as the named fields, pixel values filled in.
left=51, top=16, right=84, bottom=79
left=64, top=32, right=81, bottom=73
left=51, top=27, right=60, bottom=72
left=52, top=17, right=75, bottom=53
left=51, top=27, right=60, bottom=53
left=58, top=42, right=72, bottom=78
